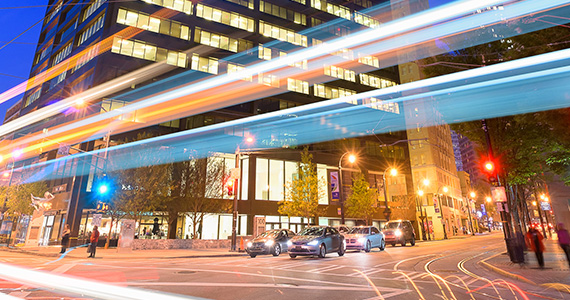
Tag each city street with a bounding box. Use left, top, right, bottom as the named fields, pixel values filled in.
left=1, top=233, right=568, bottom=299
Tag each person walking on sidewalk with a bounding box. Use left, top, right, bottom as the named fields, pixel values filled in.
left=60, top=224, right=70, bottom=254
left=556, top=223, right=570, bottom=267
left=88, top=226, right=100, bottom=258
left=526, top=226, right=545, bottom=268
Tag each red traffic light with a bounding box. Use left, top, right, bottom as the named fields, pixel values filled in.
left=227, top=180, right=235, bottom=196
left=484, top=161, right=494, bottom=172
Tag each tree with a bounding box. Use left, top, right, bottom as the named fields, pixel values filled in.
left=278, top=147, right=323, bottom=225
left=4, top=181, right=49, bottom=217
left=345, top=173, right=378, bottom=225
left=107, top=133, right=172, bottom=234
left=172, top=155, right=231, bottom=239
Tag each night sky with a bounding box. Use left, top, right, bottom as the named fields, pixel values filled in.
left=0, top=0, right=453, bottom=125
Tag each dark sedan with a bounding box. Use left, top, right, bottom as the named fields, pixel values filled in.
left=287, top=226, right=345, bottom=258
left=245, top=229, right=296, bottom=258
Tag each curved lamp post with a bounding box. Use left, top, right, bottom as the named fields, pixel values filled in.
left=436, top=185, right=449, bottom=240
left=339, top=152, right=356, bottom=224
left=467, top=191, right=476, bottom=236
left=416, top=178, right=430, bottom=240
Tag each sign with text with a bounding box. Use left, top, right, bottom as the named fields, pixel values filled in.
left=540, top=201, right=551, bottom=211
left=433, top=197, right=440, bottom=213
left=0, top=221, right=13, bottom=235
left=253, top=216, right=266, bottom=238
left=92, top=214, right=102, bottom=227
left=330, top=171, right=340, bottom=202
left=491, top=186, right=507, bottom=202
left=481, top=204, right=487, bottom=216
left=118, top=219, right=135, bottom=252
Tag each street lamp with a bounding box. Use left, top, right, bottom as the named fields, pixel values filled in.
left=339, top=152, right=356, bottom=224
left=382, top=167, right=397, bottom=221
left=436, top=185, right=449, bottom=239
left=415, top=178, right=430, bottom=240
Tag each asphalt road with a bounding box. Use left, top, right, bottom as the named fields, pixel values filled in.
left=0, top=233, right=567, bottom=299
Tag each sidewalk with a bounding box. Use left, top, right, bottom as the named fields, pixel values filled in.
left=1, top=245, right=247, bottom=260
left=480, top=234, right=570, bottom=293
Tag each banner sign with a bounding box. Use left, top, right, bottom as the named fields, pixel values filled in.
left=481, top=204, right=487, bottom=216
left=433, top=197, right=440, bottom=213
left=540, top=201, right=551, bottom=211
left=330, top=171, right=340, bottom=202
left=118, top=219, right=135, bottom=251
left=0, top=221, right=13, bottom=235
left=92, top=214, right=102, bottom=226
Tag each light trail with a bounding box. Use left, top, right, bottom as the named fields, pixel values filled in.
left=1, top=0, right=550, bottom=151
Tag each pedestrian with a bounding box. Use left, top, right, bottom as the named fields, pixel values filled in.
left=525, top=226, right=545, bottom=268
left=142, top=227, right=147, bottom=238
left=556, top=223, right=570, bottom=267
left=60, top=224, right=70, bottom=254
left=88, top=225, right=100, bottom=258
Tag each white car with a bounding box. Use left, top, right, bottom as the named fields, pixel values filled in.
left=344, top=226, right=385, bottom=252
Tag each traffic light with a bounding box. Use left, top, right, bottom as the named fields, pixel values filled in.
left=482, top=159, right=498, bottom=183
left=227, top=180, right=235, bottom=196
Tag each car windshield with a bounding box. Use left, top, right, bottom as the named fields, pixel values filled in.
left=348, top=227, right=369, bottom=234
left=258, top=230, right=278, bottom=238
left=384, top=222, right=401, bottom=229
left=298, top=227, right=324, bottom=236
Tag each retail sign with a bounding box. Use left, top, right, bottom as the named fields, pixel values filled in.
left=253, top=216, right=266, bottom=237
left=229, top=168, right=240, bottom=180
left=481, top=204, right=487, bottom=216
left=491, top=186, right=507, bottom=202
left=118, top=219, right=135, bottom=252
left=540, top=201, right=551, bottom=211
left=330, top=171, right=340, bottom=202
left=433, top=197, right=440, bottom=213
left=0, top=221, right=13, bottom=235
left=92, top=214, right=102, bottom=227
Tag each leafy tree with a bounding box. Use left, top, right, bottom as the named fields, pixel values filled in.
left=279, top=147, right=323, bottom=225
left=345, top=173, right=378, bottom=225
left=170, top=155, right=231, bottom=239
left=4, top=181, right=49, bottom=217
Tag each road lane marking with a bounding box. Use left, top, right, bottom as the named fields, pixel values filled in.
left=308, top=265, right=344, bottom=273
left=51, top=263, right=75, bottom=274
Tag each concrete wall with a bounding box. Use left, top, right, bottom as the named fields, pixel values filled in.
left=132, top=239, right=231, bottom=250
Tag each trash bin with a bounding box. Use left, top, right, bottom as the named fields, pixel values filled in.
left=505, top=237, right=525, bottom=263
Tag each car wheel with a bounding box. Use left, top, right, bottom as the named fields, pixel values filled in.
left=249, top=254, right=257, bottom=258
left=401, top=239, right=406, bottom=247
left=379, top=239, right=385, bottom=251
left=272, top=244, right=281, bottom=256
left=364, top=240, right=371, bottom=253
left=318, top=244, right=327, bottom=258
left=338, top=242, right=345, bottom=256
left=289, top=254, right=296, bottom=258
left=410, top=236, right=416, bottom=246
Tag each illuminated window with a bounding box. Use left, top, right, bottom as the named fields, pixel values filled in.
left=354, top=11, right=379, bottom=28
left=46, top=2, right=62, bottom=23
left=258, top=73, right=280, bottom=87
left=78, top=15, right=105, bottom=45
left=82, top=0, right=105, bottom=22
left=117, top=8, right=190, bottom=40
left=191, top=53, right=219, bottom=74
left=287, top=78, right=309, bottom=94
left=290, top=0, right=306, bottom=4
left=224, top=0, right=254, bottom=9
left=25, top=88, right=42, bottom=107
left=73, top=43, right=100, bottom=73
left=310, top=0, right=351, bottom=20
left=332, top=48, right=354, bottom=60
left=227, top=63, right=252, bottom=81
left=324, top=65, right=356, bottom=82
left=259, top=21, right=308, bottom=47
left=313, top=84, right=355, bottom=99
left=312, top=38, right=323, bottom=46
left=111, top=36, right=185, bottom=68
left=142, top=0, right=193, bottom=14
left=358, top=55, right=379, bottom=68
left=195, top=27, right=253, bottom=53
left=49, top=71, right=67, bottom=90
left=196, top=4, right=255, bottom=32
left=258, top=44, right=271, bottom=60
left=259, top=1, right=306, bottom=25
left=312, top=19, right=350, bottom=36
left=353, top=0, right=372, bottom=8
left=52, top=42, right=73, bottom=66
left=360, top=97, right=400, bottom=114
left=359, top=73, right=397, bottom=89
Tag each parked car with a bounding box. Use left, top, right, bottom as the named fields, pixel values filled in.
left=333, top=225, right=350, bottom=235
left=383, top=220, right=416, bottom=247
left=287, top=226, right=345, bottom=258
left=345, top=226, right=385, bottom=252
left=245, top=229, right=296, bottom=258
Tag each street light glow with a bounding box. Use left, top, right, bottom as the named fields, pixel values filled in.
left=532, top=201, right=537, bottom=206
left=245, top=136, right=254, bottom=143
left=348, top=154, right=356, bottom=164
left=484, top=161, right=494, bottom=171
left=486, top=197, right=492, bottom=203
left=422, top=178, right=430, bottom=186
left=443, top=186, right=449, bottom=193
left=390, top=168, right=398, bottom=176
left=470, top=191, right=476, bottom=198
left=12, top=150, right=22, bottom=158
left=3, top=172, right=9, bottom=178
left=418, top=190, right=424, bottom=196
left=540, top=194, right=545, bottom=200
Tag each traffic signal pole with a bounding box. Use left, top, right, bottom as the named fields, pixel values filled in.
left=230, top=152, right=239, bottom=252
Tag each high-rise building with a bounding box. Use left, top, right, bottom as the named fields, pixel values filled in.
left=5, top=0, right=417, bottom=245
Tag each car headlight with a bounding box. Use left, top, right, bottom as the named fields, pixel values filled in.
left=395, top=229, right=402, bottom=237
left=265, top=240, right=274, bottom=246
left=246, top=242, right=252, bottom=248
left=307, top=240, right=319, bottom=246
left=357, top=237, right=366, bottom=243
left=287, top=241, right=292, bottom=247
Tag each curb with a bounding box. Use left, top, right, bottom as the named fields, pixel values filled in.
left=479, top=252, right=570, bottom=294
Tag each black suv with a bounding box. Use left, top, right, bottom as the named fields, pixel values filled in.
left=382, top=220, right=416, bottom=247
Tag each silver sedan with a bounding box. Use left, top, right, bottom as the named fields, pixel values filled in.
left=344, top=226, right=385, bottom=252
left=245, top=229, right=295, bottom=258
